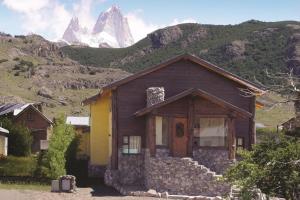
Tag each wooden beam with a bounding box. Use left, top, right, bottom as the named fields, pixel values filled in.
left=187, top=97, right=195, bottom=156
left=249, top=96, right=256, bottom=148
left=111, top=90, right=118, bottom=169
left=228, top=117, right=236, bottom=160
left=146, top=115, right=156, bottom=156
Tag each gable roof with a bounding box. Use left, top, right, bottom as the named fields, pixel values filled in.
left=0, top=103, right=28, bottom=116
left=83, top=54, right=265, bottom=105
left=134, top=88, right=252, bottom=118
left=13, top=104, right=52, bottom=124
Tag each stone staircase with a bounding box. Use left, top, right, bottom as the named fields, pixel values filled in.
left=144, top=155, right=231, bottom=197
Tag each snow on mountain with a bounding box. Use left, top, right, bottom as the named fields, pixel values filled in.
left=62, top=5, right=134, bottom=48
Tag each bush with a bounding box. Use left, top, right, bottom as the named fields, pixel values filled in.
left=46, top=115, right=77, bottom=179
left=0, top=156, right=37, bottom=176
left=0, top=59, right=8, bottom=64
left=0, top=118, right=32, bottom=156
left=224, top=133, right=300, bottom=199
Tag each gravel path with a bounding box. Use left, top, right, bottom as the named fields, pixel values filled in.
left=0, top=187, right=161, bottom=200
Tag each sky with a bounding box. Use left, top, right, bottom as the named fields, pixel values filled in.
left=0, top=0, right=299, bottom=42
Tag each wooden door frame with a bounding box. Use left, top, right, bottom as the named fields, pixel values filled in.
left=171, top=117, right=188, bottom=157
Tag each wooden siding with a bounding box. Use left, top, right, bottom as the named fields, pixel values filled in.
left=116, top=59, right=255, bottom=149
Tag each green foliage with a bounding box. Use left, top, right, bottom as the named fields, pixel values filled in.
left=46, top=115, right=76, bottom=179
left=256, top=128, right=279, bottom=143
left=0, top=118, right=32, bottom=156
left=0, top=156, right=37, bottom=176
left=62, top=21, right=300, bottom=86
left=34, top=151, right=50, bottom=178
left=224, top=133, right=300, bottom=199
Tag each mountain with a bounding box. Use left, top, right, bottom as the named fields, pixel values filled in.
left=0, top=33, right=130, bottom=118
left=62, top=5, right=134, bottom=48
left=62, top=20, right=300, bottom=86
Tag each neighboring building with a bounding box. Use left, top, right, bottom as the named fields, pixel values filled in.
left=0, top=103, right=52, bottom=153
left=0, top=127, right=8, bottom=156
left=281, top=117, right=299, bottom=131
left=281, top=116, right=300, bottom=137
left=66, top=116, right=90, bottom=158
left=83, top=54, right=265, bottom=196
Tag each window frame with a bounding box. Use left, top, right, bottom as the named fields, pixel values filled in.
left=122, top=135, right=142, bottom=155
left=155, top=116, right=169, bottom=147
left=236, top=137, right=245, bottom=151
left=193, top=115, right=228, bottom=148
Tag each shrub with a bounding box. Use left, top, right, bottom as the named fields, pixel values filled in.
left=224, top=133, right=300, bottom=199
left=0, top=118, right=32, bottom=156
left=46, top=115, right=76, bottom=179
left=0, top=59, right=8, bottom=64
left=0, top=156, right=37, bottom=176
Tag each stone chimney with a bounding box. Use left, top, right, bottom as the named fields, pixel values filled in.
left=146, top=87, right=165, bottom=107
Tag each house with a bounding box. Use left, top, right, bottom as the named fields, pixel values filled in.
left=0, top=127, right=8, bottom=156
left=0, top=103, right=52, bottom=153
left=83, top=54, right=265, bottom=196
left=66, top=116, right=90, bottom=158
left=281, top=117, right=300, bottom=137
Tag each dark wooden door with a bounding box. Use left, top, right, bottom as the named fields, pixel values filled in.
left=172, top=118, right=188, bottom=157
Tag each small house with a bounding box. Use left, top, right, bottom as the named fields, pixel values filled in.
left=83, top=54, right=265, bottom=196
left=0, top=103, right=52, bottom=153
left=66, top=116, right=90, bottom=158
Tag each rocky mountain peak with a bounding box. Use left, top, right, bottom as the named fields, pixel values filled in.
left=62, top=5, right=134, bottom=48
left=62, top=16, right=82, bottom=44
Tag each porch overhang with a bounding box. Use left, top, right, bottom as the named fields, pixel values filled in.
left=134, top=88, right=252, bottom=118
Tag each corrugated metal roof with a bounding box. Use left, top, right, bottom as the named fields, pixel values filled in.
left=0, top=103, right=33, bottom=116
left=66, top=116, right=90, bottom=126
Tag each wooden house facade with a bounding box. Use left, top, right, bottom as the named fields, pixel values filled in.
left=84, top=54, right=264, bottom=195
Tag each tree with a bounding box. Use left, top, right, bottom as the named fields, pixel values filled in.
left=224, top=133, right=300, bottom=200
left=0, top=118, right=32, bottom=156
left=46, top=115, right=76, bottom=179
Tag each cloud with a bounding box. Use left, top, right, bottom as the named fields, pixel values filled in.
left=2, top=1, right=198, bottom=43
left=72, top=0, right=95, bottom=30
left=2, top=0, right=72, bottom=40
left=126, top=10, right=198, bottom=42
left=2, top=0, right=49, bottom=13
left=170, top=18, right=197, bottom=26
left=126, top=10, right=160, bottom=42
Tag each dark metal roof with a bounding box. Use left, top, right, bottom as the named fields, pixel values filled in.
left=0, top=103, right=27, bottom=116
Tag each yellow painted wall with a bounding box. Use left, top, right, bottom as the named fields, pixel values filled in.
left=90, top=92, right=112, bottom=166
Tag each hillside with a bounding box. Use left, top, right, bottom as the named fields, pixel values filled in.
left=62, top=20, right=300, bottom=86
left=0, top=33, right=130, bottom=118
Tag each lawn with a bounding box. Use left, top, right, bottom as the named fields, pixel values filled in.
left=0, top=183, right=50, bottom=191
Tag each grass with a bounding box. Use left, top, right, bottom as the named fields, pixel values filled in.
left=0, top=183, right=50, bottom=191
left=255, top=92, right=294, bottom=128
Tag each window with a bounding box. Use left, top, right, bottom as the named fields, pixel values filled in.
left=122, top=136, right=141, bottom=154
left=193, top=117, right=227, bottom=147
left=236, top=137, right=244, bottom=151
left=155, top=116, right=169, bottom=146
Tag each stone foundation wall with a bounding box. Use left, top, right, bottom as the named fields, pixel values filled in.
left=117, top=149, right=145, bottom=185
left=193, top=148, right=234, bottom=174
left=144, top=150, right=231, bottom=196
left=88, top=164, right=106, bottom=177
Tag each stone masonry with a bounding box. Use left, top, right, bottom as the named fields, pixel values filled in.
left=193, top=149, right=234, bottom=174
left=144, top=150, right=231, bottom=196
left=105, top=148, right=232, bottom=197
